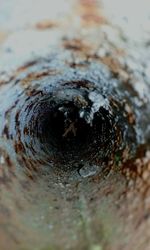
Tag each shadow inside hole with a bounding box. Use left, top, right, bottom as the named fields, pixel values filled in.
left=38, top=102, right=115, bottom=165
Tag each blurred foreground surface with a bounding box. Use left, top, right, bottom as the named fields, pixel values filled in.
left=0, top=1, right=150, bottom=250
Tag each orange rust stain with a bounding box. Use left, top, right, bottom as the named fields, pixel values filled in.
left=0, top=31, right=7, bottom=45
left=100, top=56, right=124, bottom=75
left=115, top=48, right=126, bottom=56
left=122, top=147, right=150, bottom=211
left=124, top=103, right=136, bottom=125
left=81, top=13, right=106, bottom=25
left=17, top=61, right=37, bottom=73
left=21, top=70, right=60, bottom=86
left=63, top=38, right=92, bottom=53
left=25, top=69, right=59, bottom=79
left=14, top=141, right=25, bottom=154
left=0, top=63, right=60, bottom=86
left=77, top=0, right=107, bottom=26
left=35, top=20, right=58, bottom=30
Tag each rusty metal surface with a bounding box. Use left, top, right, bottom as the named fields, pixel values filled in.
left=0, top=0, right=150, bottom=250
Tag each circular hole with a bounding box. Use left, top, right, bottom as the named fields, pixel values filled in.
left=32, top=99, right=116, bottom=166
left=12, top=80, right=135, bottom=173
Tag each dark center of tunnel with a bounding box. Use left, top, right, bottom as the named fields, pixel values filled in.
left=35, top=98, right=116, bottom=166
left=14, top=83, right=122, bottom=171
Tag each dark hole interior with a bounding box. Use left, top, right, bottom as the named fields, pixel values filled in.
left=45, top=104, right=91, bottom=150
left=38, top=101, right=114, bottom=164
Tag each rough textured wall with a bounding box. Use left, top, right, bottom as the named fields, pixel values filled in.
left=0, top=1, right=150, bottom=250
